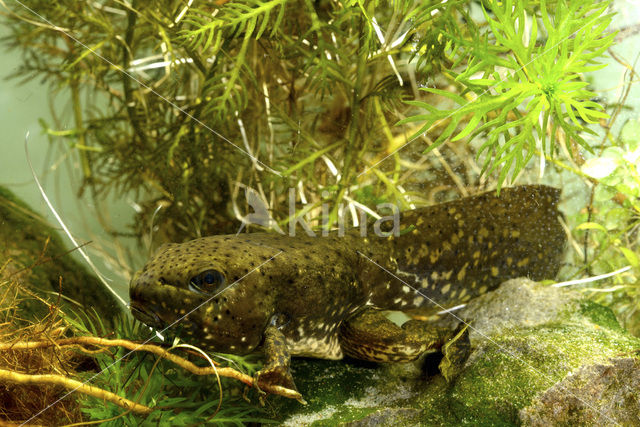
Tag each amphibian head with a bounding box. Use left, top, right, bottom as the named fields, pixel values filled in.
left=129, top=236, right=279, bottom=354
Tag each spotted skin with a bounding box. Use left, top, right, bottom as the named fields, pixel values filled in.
left=255, top=320, right=297, bottom=392
left=130, top=185, right=565, bottom=390
left=339, top=307, right=450, bottom=362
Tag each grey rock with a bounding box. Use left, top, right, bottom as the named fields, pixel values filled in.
left=520, top=357, right=640, bottom=426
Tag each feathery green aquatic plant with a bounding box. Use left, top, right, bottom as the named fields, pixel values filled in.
left=1, top=0, right=467, bottom=241
left=401, top=0, right=616, bottom=189
left=1, top=0, right=616, bottom=235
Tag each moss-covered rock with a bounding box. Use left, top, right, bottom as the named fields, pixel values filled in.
left=520, top=357, right=640, bottom=426
left=0, top=186, right=121, bottom=323
left=274, top=278, right=640, bottom=426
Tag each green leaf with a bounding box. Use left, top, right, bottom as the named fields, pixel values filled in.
left=576, top=222, right=609, bottom=233
left=619, top=247, right=639, bottom=268
left=418, top=87, right=467, bottom=105
left=621, top=118, right=640, bottom=149
left=452, top=112, right=483, bottom=141
left=594, top=184, right=617, bottom=202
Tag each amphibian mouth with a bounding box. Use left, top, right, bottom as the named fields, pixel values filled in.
left=130, top=185, right=565, bottom=392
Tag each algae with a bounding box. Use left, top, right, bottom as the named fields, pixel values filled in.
left=0, top=186, right=120, bottom=323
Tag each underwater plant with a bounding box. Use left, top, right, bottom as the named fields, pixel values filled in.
left=1, top=0, right=613, bottom=242
left=401, top=0, right=615, bottom=188
left=577, top=116, right=640, bottom=336
left=3, top=0, right=638, bottom=424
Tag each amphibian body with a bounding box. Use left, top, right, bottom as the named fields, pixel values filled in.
left=130, top=185, right=565, bottom=393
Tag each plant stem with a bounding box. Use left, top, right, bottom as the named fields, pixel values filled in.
left=70, top=77, right=91, bottom=180
left=330, top=11, right=371, bottom=228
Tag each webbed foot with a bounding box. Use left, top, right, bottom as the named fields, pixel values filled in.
left=254, top=363, right=298, bottom=393
left=251, top=315, right=304, bottom=404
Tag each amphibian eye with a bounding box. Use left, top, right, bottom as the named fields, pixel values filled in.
left=189, top=269, right=225, bottom=294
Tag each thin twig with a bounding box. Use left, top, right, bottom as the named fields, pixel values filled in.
left=0, top=368, right=153, bottom=415
left=1, top=336, right=304, bottom=402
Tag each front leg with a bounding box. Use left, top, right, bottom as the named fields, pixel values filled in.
left=254, top=316, right=298, bottom=394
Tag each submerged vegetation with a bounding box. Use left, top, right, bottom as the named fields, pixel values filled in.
left=1, top=0, right=639, bottom=423
left=401, top=0, right=614, bottom=184
left=1, top=0, right=616, bottom=239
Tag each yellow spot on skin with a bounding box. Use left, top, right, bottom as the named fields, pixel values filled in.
left=491, top=266, right=499, bottom=277
left=448, top=207, right=457, bottom=215
left=412, top=228, right=420, bottom=235
left=431, top=271, right=439, bottom=281
left=442, top=270, right=453, bottom=280
left=416, top=217, right=424, bottom=226
left=517, top=257, right=530, bottom=267
left=473, top=251, right=481, bottom=259
left=449, top=289, right=457, bottom=299
left=488, top=241, right=493, bottom=249
left=457, top=262, right=468, bottom=281
left=471, top=281, right=477, bottom=288
left=479, top=227, right=489, bottom=239
left=478, top=285, right=488, bottom=294
left=451, top=233, right=460, bottom=244
left=511, top=230, right=520, bottom=238
left=458, top=288, right=467, bottom=299
left=419, top=244, right=429, bottom=258
left=405, top=247, right=413, bottom=259
left=458, top=219, right=465, bottom=227
left=430, top=249, right=441, bottom=264
left=441, top=283, right=451, bottom=294
left=507, top=257, right=513, bottom=266
left=442, top=241, right=452, bottom=251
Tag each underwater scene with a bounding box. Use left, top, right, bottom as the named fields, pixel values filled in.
left=1, top=0, right=640, bottom=425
